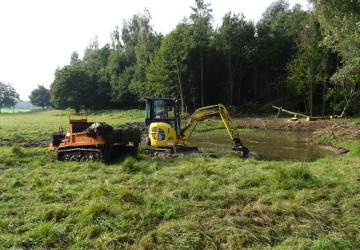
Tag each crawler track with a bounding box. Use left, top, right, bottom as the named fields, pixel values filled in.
left=57, top=147, right=110, bottom=162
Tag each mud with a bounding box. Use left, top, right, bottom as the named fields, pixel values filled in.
left=311, top=122, right=360, bottom=141
left=234, top=117, right=331, bottom=132
left=316, top=144, right=349, bottom=155
left=0, top=138, right=48, bottom=148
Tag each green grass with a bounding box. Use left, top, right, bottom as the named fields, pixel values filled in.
left=0, top=110, right=359, bottom=249
left=0, top=109, right=31, bottom=113
left=0, top=109, right=144, bottom=140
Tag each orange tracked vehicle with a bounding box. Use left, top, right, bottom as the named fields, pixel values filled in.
left=49, top=113, right=141, bottom=161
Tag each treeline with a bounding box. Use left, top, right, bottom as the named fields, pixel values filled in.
left=48, top=0, right=360, bottom=116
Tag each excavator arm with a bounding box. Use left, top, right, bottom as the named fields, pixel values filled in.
left=181, top=104, right=249, bottom=157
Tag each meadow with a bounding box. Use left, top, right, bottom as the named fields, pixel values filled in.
left=0, top=110, right=359, bottom=249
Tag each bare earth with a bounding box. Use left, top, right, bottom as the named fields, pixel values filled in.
left=235, top=117, right=360, bottom=140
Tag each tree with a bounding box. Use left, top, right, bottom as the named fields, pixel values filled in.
left=0, top=82, right=20, bottom=113
left=50, top=65, right=97, bottom=112
left=190, top=0, right=213, bottom=106
left=310, top=0, right=360, bottom=116
left=115, top=10, right=162, bottom=105
left=29, top=85, right=51, bottom=109
left=287, top=14, right=327, bottom=116
left=256, top=0, right=307, bottom=100
left=215, top=12, right=255, bottom=105
left=70, top=51, right=81, bottom=65
left=146, top=23, right=193, bottom=112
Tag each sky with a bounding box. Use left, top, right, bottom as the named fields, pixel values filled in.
left=0, top=0, right=309, bottom=101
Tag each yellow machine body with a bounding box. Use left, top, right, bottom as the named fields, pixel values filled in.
left=149, top=122, right=177, bottom=147
left=145, top=98, right=249, bottom=157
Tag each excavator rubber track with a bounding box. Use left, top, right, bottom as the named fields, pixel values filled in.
left=146, top=146, right=199, bottom=158
left=57, top=147, right=110, bottom=162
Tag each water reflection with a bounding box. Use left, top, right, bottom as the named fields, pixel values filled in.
left=188, top=130, right=337, bottom=161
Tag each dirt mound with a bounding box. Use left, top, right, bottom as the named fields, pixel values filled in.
left=314, top=123, right=360, bottom=141
left=234, top=117, right=331, bottom=132
left=126, top=122, right=148, bottom=141
left=84, top=123, right=142, bottom=146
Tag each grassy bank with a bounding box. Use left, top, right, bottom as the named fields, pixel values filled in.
left=0, top=110, right=359, bottom=249
left=0, top=109, right=144, bottom=141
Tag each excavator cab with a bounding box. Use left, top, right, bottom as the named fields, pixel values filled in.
left=145, top=98, right=182, bottom=146
left=145, top=98, right=180, bottom=129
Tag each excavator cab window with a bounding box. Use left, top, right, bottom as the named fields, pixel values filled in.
left=145, top=98, right=181, bottom=136
left=154, top=100, right=168, bottom=119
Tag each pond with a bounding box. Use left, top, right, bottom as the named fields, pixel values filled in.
left=188, top=129, right=338, bottom=161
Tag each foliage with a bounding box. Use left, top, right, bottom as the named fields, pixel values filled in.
left=189, top=0, right=213, bottom=107
left=256, top=0, right=308, bottom=103
left=45, top=0, right=359, bottom=117
left=310, top=0, right=360, bottom=116
left=50, top=65, right=94, bottom=112
left=108, top=10, right=161, bottom=107
left=215, top=12, right=255, bottom=106
left=146, top=23, right=194, bottom=112
left=29, top=85, right=51, bottom=109
left=0, top=82, right=20, bottom=113
left=50, top=56, right=111, bottom=112
left=287, top=14, right=327, bottom=116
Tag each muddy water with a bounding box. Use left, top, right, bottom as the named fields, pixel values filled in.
left=188, top=129, right=337, bottom=161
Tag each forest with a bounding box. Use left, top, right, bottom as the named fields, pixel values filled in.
left=49, top=0, right=360, bottom=116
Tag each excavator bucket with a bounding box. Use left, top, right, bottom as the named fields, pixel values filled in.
left=232, top=138, right=249, bottom=158
left=235, top=146, right=249, bottom=158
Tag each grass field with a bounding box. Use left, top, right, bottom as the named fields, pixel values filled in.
left=0, top=109, right=31, bottom=114
left=0, top=109, right=144, bottom=141
left=0, top=110, right=359, bottom=249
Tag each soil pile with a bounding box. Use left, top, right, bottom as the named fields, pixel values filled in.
left=314, top=123, right=360, bottom=141
left=84, top=122, right=141, bottom=146
left=235, top=117, right=331, bottom=132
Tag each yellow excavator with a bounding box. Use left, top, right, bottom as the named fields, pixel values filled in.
left=145, top=98, right=249, bottom=157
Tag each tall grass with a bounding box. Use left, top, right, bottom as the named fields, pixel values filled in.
left=0, top=110, right=359, bottom=248
left=2, top=147, right=358, bottom=248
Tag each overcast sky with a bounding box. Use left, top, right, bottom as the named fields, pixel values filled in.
left=0, top=0, right=309, bottom=100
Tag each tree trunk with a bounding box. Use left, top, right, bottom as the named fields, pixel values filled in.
left=253, top=69, right=258, bottom=101
left=308, top=69, right=313, bottom=117
left=265, top=68, right=270, bottom=98
left=229, top=70, right=234, bottom=106
left=322, top=48, right=327, bottom=117
left=237, top=70, right=242, bottom=106
left=200, top=50, right=204, bottom=107
left=176, top=65, right=185, bottom=113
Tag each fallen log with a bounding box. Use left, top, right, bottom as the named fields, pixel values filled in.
left=272, top=106, right=333, bottom=121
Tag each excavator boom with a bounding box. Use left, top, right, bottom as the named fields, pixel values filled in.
left=181, top=104, right=248, bottom=156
